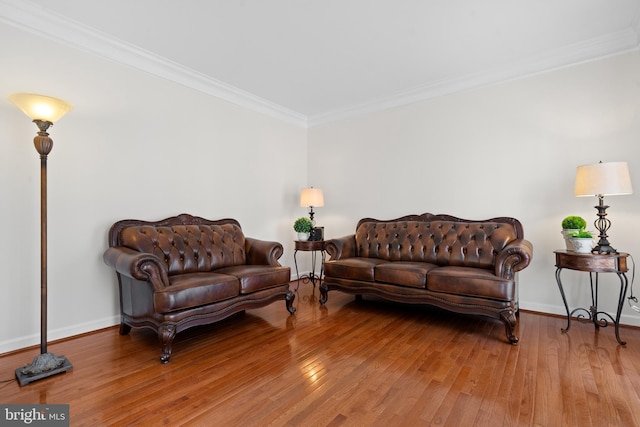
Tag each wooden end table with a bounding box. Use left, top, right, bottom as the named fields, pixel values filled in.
left=293, top=240, right=325, bottom=292
left=554, top=250, right=630, bottom=345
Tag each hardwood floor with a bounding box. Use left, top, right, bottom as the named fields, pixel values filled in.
left=2, top=283, right=640, bottom=426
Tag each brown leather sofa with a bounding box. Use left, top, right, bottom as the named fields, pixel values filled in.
left=320, top=214, right=533, bottom=344
left=103, top=213, right=295, bottom=363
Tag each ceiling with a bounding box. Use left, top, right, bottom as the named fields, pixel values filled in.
left=2, top=0, right=640, bottom=126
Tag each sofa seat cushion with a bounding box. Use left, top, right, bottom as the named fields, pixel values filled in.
left=375, top=262, right=439, bottom=288
left=156, top=272, right=240, bottom=313
left=426, top=266, right=514, bottom=301
left=324, top=257, right=387, bottom=282
left=215, top=265, right=291, bottom=294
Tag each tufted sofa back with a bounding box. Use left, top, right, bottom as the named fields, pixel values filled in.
left=111, top=214, right=246, bottom=275
left=354, top=215, right=521, bottom=270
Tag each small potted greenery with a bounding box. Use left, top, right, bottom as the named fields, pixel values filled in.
left=561, top=215, right=592, bottom=252
left=293, top=217, right=313, bottom=241
left=568, top=229, right=595, bottom=253
left=561, top=216, right=587, bottom=233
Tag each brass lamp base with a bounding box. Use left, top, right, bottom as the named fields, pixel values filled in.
left=15, top=352, right=73, bottom=386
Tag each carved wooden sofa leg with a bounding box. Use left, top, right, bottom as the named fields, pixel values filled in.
left=119, top=323, right=132, bottom=335
left=500, top=309, right=519, bottom=345
left=319, top=283, right=329, bottom=305
left=158, top=324, right=177, bottom=364
left=286, top=290, right=296, bottom=314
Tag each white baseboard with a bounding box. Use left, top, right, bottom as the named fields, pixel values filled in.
left=520, top=301, right=640, bottom=327
left=0, top=315, right=120, bottom=355
left=4, top=299, right=638, bottom=355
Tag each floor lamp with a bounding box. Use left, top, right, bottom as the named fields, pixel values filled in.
left=9, top=93, right=74, bottom=386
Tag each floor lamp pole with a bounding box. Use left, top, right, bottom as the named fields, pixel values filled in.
left=14, top=119, right=73, bottom=386
left=38, top=129, right=49, bottom=355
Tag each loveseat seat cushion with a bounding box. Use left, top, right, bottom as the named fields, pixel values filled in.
left=426, top=266, right=514, bottom=301
left=324, top=257, right=387, bottom=282
left=374, top=261, right=439, bottom=288
left=155, top=272, right=240, bottom=313
left=215, top=265, right=291, bottom=294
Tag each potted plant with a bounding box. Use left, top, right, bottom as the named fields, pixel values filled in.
left=562, top=215, right=587, bottom=234
left=567, top=229, right=595, bottom=253
left=561, top=215, right=587, bottom=251
left=293, top=217, right=313, bottom=241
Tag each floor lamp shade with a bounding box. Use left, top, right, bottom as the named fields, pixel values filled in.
left=9, top=93, right=73, bottom=386
left=9, top=93, right=73, bottom=123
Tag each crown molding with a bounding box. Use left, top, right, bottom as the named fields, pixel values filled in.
left=308, top=26, right=640, bottom=128
left=0, top=0, right=308, bottom=128
left=2, top=0, right=639, bottom=130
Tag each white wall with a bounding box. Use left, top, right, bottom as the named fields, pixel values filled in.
left=308, top=50, right=640, bottom=326
left=0, top=22, right=307, bottom=353
left=2, top=22, right=639, bottom=355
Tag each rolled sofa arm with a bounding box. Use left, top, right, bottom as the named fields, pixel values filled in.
left=245, top=237, right=284, bottom=266
left=495, top=239, right=534, bottom=280
left=325, top=234, right=357, bottom=260
left=103, top=246, right=170, bottom=289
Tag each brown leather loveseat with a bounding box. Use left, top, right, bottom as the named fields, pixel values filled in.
left=103, top=213, right=295, bottom=363
left=320, top=214, right=533, bottom=344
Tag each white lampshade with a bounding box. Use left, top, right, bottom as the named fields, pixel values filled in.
left=300, top=187, right=324, bottom=207
left=8, top=93, right=73, bottom=123
left=574, top=161, right=633, bottom=197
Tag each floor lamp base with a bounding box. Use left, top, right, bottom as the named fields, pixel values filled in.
left=15, top=352, right=73, bottom=386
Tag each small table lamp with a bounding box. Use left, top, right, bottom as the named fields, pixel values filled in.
left=574, top=161, right=633, bottom=254
left=300, top=187, right=324, bottom=223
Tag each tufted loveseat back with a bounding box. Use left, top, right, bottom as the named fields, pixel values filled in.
left=110, top=214, right=246, bottom=275
left=354, top=214, right=522, bottom=270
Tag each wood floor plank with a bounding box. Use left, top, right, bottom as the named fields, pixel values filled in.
left=2, top=283, right=640, bottom=426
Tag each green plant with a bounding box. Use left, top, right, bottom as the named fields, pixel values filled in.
left=569, top=230, right=593, bottom=238
left=561, top=216, right=587, bottom=230
left=293, top=217, right=313, bottom=233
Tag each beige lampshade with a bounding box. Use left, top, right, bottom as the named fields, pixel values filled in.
left=300, top=187, right=324, bottom=207
left=574, top=161, right=633, bottom=197
left=8, top=93, right=73, bottom=123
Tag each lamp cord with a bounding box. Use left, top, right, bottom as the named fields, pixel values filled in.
left=627, top=254, right=639, bottom=312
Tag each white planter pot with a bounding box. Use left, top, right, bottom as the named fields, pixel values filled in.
left=570, top=237, right=594, bottom=253
left=561, top=229, right=579, bottom=251
left=297, top=232, right=310, bottom=241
